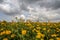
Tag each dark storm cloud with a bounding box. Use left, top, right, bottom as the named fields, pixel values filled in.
left=0, top=0, right=3, bottom=3
left=38, top=0, right=60, bottom=9
left=20, top=3, right=29, bottom=11
left=23, top=0, right=40, bottom=3
left=21, top=0, right=60, bottom=9
left=53, top=0, right=60, bottom=9
left=20, top=0, right=60, bottom=10
left=18, top=0, right=40, bottom=11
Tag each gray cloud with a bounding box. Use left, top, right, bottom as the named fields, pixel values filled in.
left=0, top=0, right=3, bottom=3
left=22, top=0, right=60, bottom=9
left=23, top=0, right=40, bottom=4
left=0, top=0, right=60, bottom=21
left=0, top=0, right=21, bottom=16
left=0, top=3, right=20, bottom=16
left=20, top=3, right=29, bottom=11
left=38, top=0, right=60, bottom=9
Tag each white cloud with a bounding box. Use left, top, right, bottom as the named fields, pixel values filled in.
left=0, top=4, right=11, bottom=13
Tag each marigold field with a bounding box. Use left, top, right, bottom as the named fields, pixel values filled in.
left=0, top=21, right=60, bottom=40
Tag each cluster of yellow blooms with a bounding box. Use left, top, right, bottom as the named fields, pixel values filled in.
left=0, top=30, right=11, bottom=35
left=36, top=32, right=45, bottom=38
left=0, top=21, right=60, bottom=40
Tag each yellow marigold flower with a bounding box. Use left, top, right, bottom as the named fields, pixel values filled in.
left=36, top=32, right=41, bottom=38
left=37, top=25, right=39, bottom=26
left=57, top=29, right=60, bottom=31
left=1, top=23, right=5, bottom=25
left=37, top=32, right=41, bottom=35
left=11, top=34, right=16, bottom=38
left=50, top=26, right=52, bottom=28
left=43, top=28, right=46, bottom=31
left=5, top=30, right=11, bottom=35
left=29, top=26, right=34, bottom=29
left=36, top=32, right=45, bottom=38
left=47, top=29, right=50, bottom=33
left=36, top=34, right=41, bottom=38
left=54, top=24, right=56, bottom=26
left=43, top=23, right=46, bottom=26
left=22, top=29, right=27, bottom=35
left=35, top=30, right=40, bottom=33
left=32, top=28, right=36, bottom=32
left=41, top=38, right=44, bottom=40
left=36, top=27, right=41, bottom=30
left=56, top=28, right=59, bottom=30
left=1, top=28, right=4, bottom=30
left=56, top=37, right=60, bottom=40
left=49, top=38, right=54, bottom=40
left=51, top=34, right=57, bottom=37
left=47, top=23, right=50, bottom=25
left=3, top=38, right=8, bottom=40
left=41, top=34, right=45, bottom=38
left=0, top=31, right=5, bottom=35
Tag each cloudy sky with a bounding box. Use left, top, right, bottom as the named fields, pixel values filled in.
left=0, top=0, right=60, bottom=22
